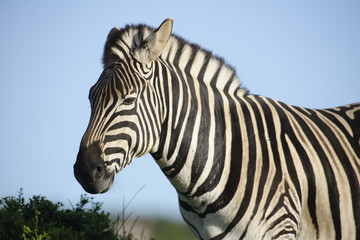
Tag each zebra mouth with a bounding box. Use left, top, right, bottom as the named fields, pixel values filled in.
left=84, top=173, right=114, bottom=194
left=99, top=173, right=115, bottom=193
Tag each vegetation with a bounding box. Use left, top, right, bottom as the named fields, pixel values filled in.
left=151, top=219, right=197, bottom=240
left=0, top=189, right=196, bottom=240
left=0, top=189, right=117, bottom=240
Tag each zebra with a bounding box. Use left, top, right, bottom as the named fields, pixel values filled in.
left=74, top=18, right=360, bottom=239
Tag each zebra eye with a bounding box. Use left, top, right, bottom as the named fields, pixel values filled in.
left=122, top=97, right=136, bottom=105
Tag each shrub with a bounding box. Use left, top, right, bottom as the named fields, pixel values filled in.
left=0, top=189, right=117, bottom=240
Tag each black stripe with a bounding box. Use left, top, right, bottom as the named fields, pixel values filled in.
left=237, top=96, right=271, bottom=239
left=200, top=75, right=242, bottom=220
left=184, top=48, right=212, bottom=195
left=163, top=45, right=195, bottom=179
left=260, top=98, right=283, bottom=220
left=192, top=65, right=225, bottom=197
left=104, top=147, right=126, bottom=155
left=150, top=64, right=170, bottom=160
left=104, top=133, right=132, bottom=146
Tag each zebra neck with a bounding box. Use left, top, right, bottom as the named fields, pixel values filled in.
left=150, top=87, right=241, bottom=214
left=149, top=36, right=250, bottom=207
left=150, top=59, right=247, bottom=198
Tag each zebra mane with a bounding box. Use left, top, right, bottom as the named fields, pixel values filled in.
left=103, top=23, right=248, bottom=95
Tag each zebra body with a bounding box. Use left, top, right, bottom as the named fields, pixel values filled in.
left=74, top=19, right=360, bottom=239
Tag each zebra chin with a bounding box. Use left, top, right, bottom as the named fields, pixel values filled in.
left=74, top=143, right=115, bottom=194
left=76, top=174, right=114, bottom=194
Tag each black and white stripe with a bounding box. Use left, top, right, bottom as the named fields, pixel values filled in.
left=75, top=19, right=360, bottom=239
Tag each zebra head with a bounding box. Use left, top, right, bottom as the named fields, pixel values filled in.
left=74, top=19, right=173, bottom=194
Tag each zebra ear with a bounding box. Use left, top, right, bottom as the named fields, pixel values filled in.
left=107, top=27, right=121, bottom=40
left=133, top=18, right=173, bottom=65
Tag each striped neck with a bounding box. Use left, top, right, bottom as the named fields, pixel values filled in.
left=150, top=34, right=248, bottom=199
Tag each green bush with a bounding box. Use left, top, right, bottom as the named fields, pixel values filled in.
left=0, top=189, right=117, bottom=240
left=0, top=189, right=195, bottom=240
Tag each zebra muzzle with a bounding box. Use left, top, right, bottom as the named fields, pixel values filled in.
left=74, top=143, right=114, bottom=194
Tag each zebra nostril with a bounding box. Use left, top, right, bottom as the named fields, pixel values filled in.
left=94, top=166, right=104, bottom=179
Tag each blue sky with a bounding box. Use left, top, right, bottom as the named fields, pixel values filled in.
left=0, top=1, right=359, bottom=220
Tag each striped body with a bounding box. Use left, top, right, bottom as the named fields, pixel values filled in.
left=74, top=19, right=360, bottom=239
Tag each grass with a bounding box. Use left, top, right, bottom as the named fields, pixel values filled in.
left=151, top=219, right=197, bottom=240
